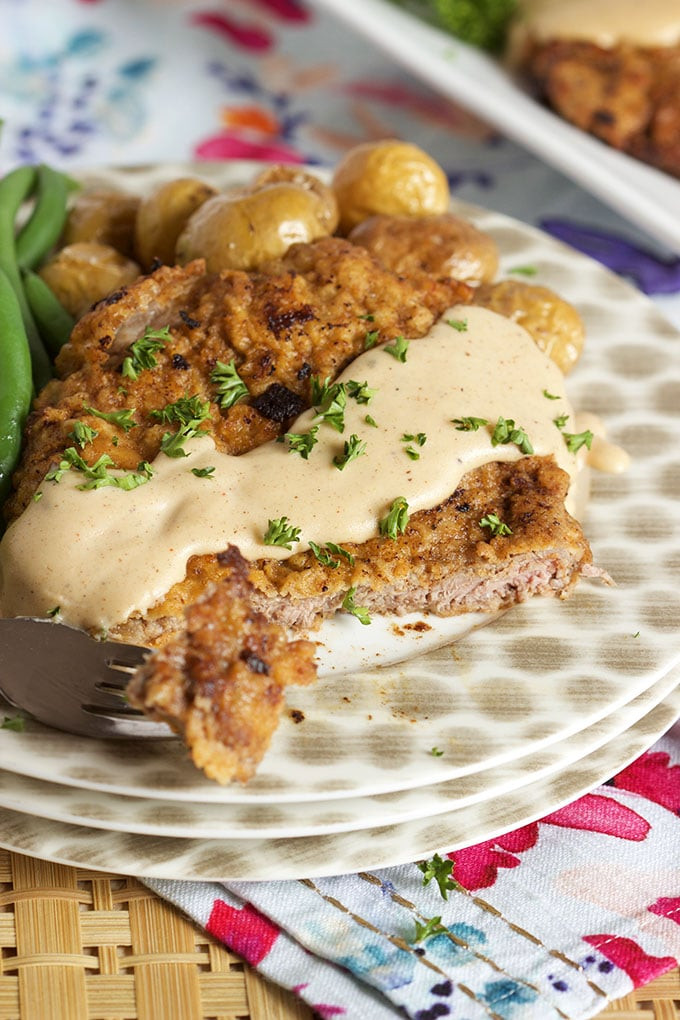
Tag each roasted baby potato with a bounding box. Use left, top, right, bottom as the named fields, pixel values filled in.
left=175, top=183, right=332, bottom=272
left=39, top=242, right=141, bottom=319
left=250, top=165, right=339, bottom=234
left=332, top=139, right=450, bottom=234
left=349, top=212, right=499, bottom=286
left=474, top=278, right=585, bottom=374
left=62, top=189, right=140, bottom=258
left=134, top=176, right=218, bottom=270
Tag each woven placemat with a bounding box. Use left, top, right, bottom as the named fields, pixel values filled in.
left=0, top=848, right=675, bottom=1019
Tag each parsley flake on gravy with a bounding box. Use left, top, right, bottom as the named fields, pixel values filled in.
left=333, top=434, right=367, bottom=470
left=491, top=416, right=534, bottom=455
left=278, top=426, right=320, bottom=460
left=191, top=466, right=215, bottom=479
left=446, top=318, right=468, bottom=332
left=263, top=517, right=301, bottom=550
left=563, top=429, right=594, bottom=454
left=451, top=416, right=488, bottom=432
left=384, top=334, right=409, bottom=362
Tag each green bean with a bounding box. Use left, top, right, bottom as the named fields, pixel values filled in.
left=16, top=164, right=71, bottom=271
left=0, top=267, right=33, bottom=507
left=22, top=269, right=74, bottom=358
left=0, top=165, right=52, bottom=390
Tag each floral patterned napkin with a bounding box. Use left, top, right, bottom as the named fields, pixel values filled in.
left=2, top=2, right=679, bottom=1016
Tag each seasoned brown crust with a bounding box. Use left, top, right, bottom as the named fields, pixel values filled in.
left=522, top=39, right=680, bottom=178
left=349, top=213, right=499, bottom=286
left=6, top=237, right=471, bottom=521
left=127, top=546, right=317, bottom=785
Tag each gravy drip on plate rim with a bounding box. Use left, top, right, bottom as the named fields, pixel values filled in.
left=513, top=0, right=680, bottom=48
left=0, top=306, right=618, bottom=631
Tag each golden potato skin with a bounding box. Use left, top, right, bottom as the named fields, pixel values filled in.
left=39, top=242, right=141, bottom=320
left=175, top=184, right=332, bottom=272
left=474, top=279, right=585, bottom=374
left=62, top=189, right=140, bottom=258
left=349, top=213, right=499, bottom=286
left=251, top=165, right=339, bottom=233
left=134, top=177, right=218, bottom=270
left=332, top=139, right=450, bottom=234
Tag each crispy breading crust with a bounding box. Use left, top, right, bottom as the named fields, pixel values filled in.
left=127, top=546, right=317, bottom=785
left=6, top=237, right=471, bottom=521
left=522, top=40, right=680, bottom=179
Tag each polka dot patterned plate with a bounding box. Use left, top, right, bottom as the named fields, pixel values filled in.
left=0, top=689, right=677, bottom=880
left=0, top=164, right=678, bottom=807
left=0, top=660, right=675, bottom=839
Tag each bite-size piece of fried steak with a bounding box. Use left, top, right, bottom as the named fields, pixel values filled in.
left=127, top=547, right=317, bottom=784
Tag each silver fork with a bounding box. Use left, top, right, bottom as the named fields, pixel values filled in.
left=0, top=617, right=172, bottom=738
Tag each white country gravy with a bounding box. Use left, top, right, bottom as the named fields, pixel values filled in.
left=513, top=0, right=680, bottom=48
left=0, top=306, right=625, bottom=631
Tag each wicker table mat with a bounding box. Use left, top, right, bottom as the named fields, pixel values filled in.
left=0, top=848, right=675, bottom=1020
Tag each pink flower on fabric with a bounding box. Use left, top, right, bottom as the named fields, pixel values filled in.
left=206, top=899, right=280, bottom=965
left=450, top=794, right=650, bottom=890
left=583, top=934, right=676, bottom=985
left=194, top=134, right=306, bottom=163
left=611, top=751, right=680, bottom=815
left=312, top=1007, right=346, bottom=1018
left=648, top=897, right=680, bottom=926
left=541, top=794, right=650, bottom=840
left=448, top=823, right=539, bottom=889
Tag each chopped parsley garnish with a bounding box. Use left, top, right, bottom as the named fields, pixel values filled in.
left=278, top=426, right=319, bottom=460
left=333, top=434, right=366, bottom=470
left=346, top=380, right=376, bottom=404
left=379, top=496, right=409, bottom=540
left=150, top=395, right=211, bottom=426
left=479, top=512, right=512, bottom=536
left=160, top=420, right=209, bottom=458
left=509, top=264, right=538, bottom=276
left=32, top=491, right=43, bottom=502
left=364, top=329, right=379, bottom=349
left=402, top=432, right=427, bottom=459
left=417, top=853, right=462, bottom=900
left=69, top=420, right=99, bottom=448
left=446, top=318, right=468, bottom=332
left=191, top=466, right=215, bottom=479
left=543, top=389, right=560, bottom=400
left=430, top=746, right=444, bottom=757
left=47, top=605, right=61, bottom=618
left=1, top=715, right=25, bottom=732
left=451, top=416, right=488, bottom=432
left=491, top=416, right=534, bottom=454
left=311, top=377, right=347, bottom=433
left=413, top=916, right=448, bottom=943
left=83, top=405, right=138, bottom=433
left=553, top=413, right=570, bottom=429
left=121, top=325, right=171, bottom=380
left=365, top=414, right=378, bottom=428
left=563, top=429, right=594, bottom=454
left=210, top=359, right=249, bottom=410
left=358, top=313, right=375, bottom=322
left=309, top=540, right=355, bottom=569
left=341, top=586, right=371, bottom=625
left=263, top=516, right=301, bottom=549
left=384, top=334, right=409, bottom=362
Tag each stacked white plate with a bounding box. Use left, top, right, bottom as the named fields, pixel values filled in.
left=0, top=165, right=677, bottom=880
